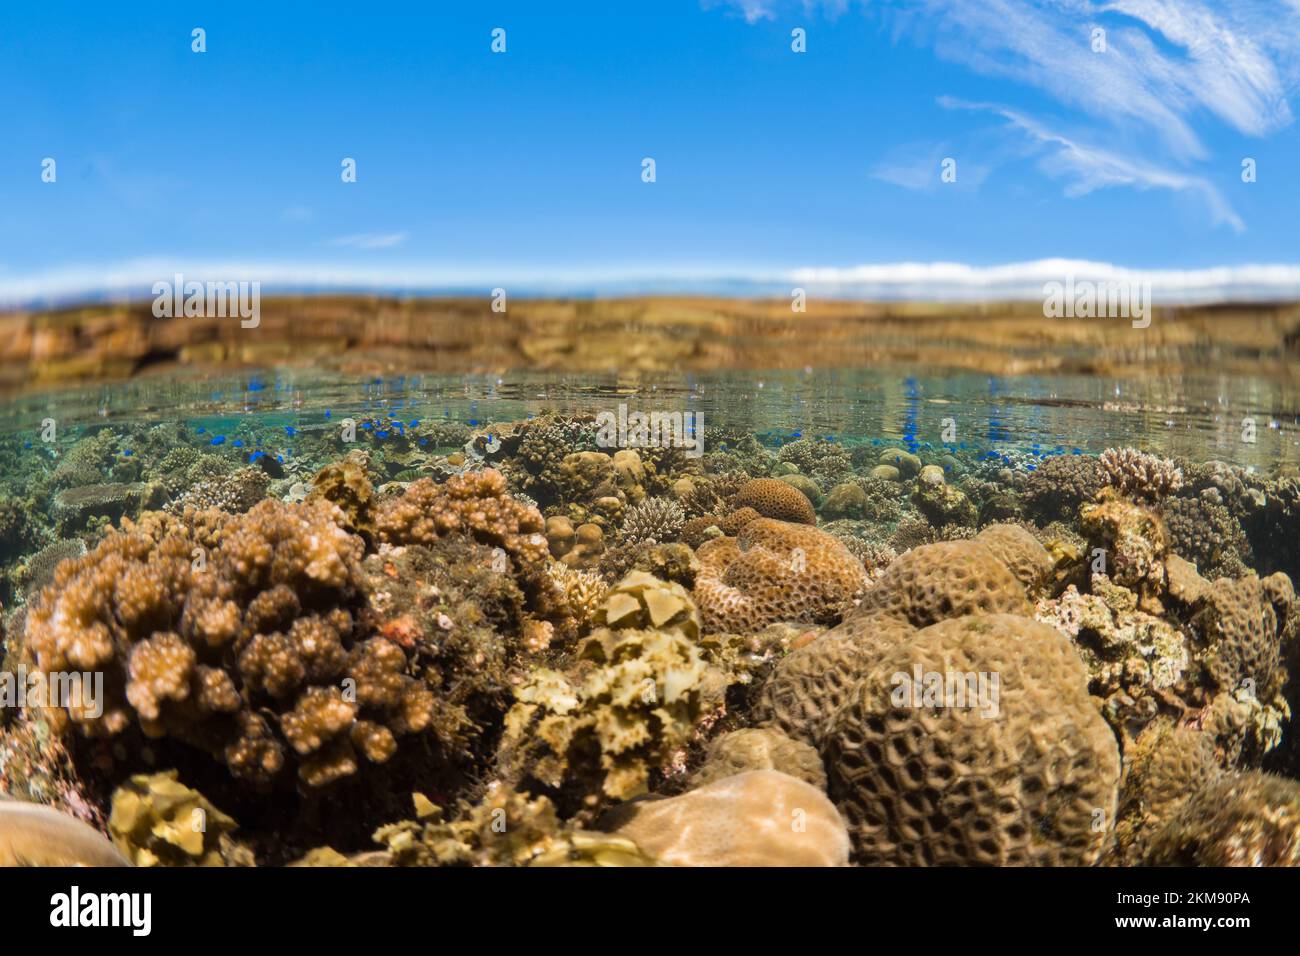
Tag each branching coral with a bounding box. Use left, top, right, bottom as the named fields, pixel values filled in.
left=1099, top=447, right=1184, bottom=502
left=620, top=497, right=685, bottom=544
left=24, top=498, right=440, bottom=789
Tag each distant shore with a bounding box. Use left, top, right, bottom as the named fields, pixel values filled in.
left=2, top=295, right=1297, bottom=394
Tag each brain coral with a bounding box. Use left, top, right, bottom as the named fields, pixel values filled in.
left=972, top=524, right=1053, bottom=596
left=690, top=727, right=827, bottom=790
left=1192, top=573, right=1287, bottom=699
left=24, top=499, right=436, bottom=789
left=824, top=613, right=1121, bottom=865
left=755, top=613, right=918, bottom=748
left=602, top=770, right=850, bottom=866
left=694, top=518, right=869, bottom=633
left=1114, top=721, right=1220, bottom=864
left=732, top=478, right=816, bottom=525
left=1143, top=771, right=1300, bottom=866
left=853, top=540, right=1030, bottom=628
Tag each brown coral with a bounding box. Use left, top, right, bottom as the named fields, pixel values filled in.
left=824, top=613, right=1121, bottom=865
left=690, top=727, right=827, bottom=790
left=23, top=498, right=441, bottom=789
left=732, top=478, right=816, bottom=525
left=694, top=518, right=869, bottom=633
left=1143, top=771, right=1300, bottom=866
left=853, top=539, right=1030, bottom=628
left=375, top=468, right=548, bottom=577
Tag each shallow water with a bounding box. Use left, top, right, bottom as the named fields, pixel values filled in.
left=3, top=364, right=1297, bottom=473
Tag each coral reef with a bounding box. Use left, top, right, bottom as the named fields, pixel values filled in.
left=855, top=539, right=1031, bottom=627
left=689, top=727, right=826, bottom=789
left=1143, top=771, right=1300, bottom=866
left=620, top=497, right=686, bottom=544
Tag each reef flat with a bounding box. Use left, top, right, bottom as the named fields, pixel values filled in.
left=3, top=407, right=1300, bottom=867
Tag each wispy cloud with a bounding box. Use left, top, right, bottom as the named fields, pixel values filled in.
left=940, top=97, right=1244, bottom=232
left=325, top=232, right=409, bottom=250
left=707, top=0, right=1300, bottom=228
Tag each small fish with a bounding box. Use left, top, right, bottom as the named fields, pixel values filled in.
left=0, top=795, right=129, bottom=867
left=211, top=436, right=226, bottom=446
left=196, top=426, right=206, bottom=434
left=232, top=439, right=244, bottom=448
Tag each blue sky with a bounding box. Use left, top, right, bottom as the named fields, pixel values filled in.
left=2, top=0, right=1299, bottom=303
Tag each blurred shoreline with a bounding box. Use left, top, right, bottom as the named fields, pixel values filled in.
left=2, top=295, right=1298, bottom=395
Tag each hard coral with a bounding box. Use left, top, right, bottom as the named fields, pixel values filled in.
left=824, top=613, right=1121, bottom=865
left=24, top=499, right=433, bottom=789
left=731, top=478, right=816, bottom=525
left=602, top=770, right=850, bottom=866
left=689, top=727, right=827, bottom=790
left=620, top=497, right=686, bottom=544
left=854, top=539, right=1031, bottom=628
left=694, top=518, right=869, bottom=633
left=1098, top=447, right=1184, bottom=502
left=375, top=468, right=548, bottom=577
left=1144, top=771, right=1300, bottom=866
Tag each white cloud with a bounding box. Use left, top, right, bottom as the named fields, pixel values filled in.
left=940, top=97, right=1244, bottom=232
left=5, top=258, right=1300, bottom=307
left=325, top=232, right=408, bottom=250
left=708, top=0, right=1300, bottom=227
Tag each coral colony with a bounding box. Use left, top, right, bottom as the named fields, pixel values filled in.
left=2, top=407, right=1298, bottom=869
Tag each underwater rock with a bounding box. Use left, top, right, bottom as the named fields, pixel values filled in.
left=824, top=613, right=1121, bottom=865
left=108, top=769, right=246, bottom=866
left=0, top=793, right=129, bottom=867
left=911, top=467, right=977, bottom=527
left=601, top=770, right=850, bottom=866
left=694, top=518, right=869, bottom=633
left=878, top=448, right=921, bottom=478
left=1080, top=491, right=1169, bottom=605
left=731, top=478, right=816, bottom=525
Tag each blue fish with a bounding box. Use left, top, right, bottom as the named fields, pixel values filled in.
left=211, top=436, right=226, bottom=446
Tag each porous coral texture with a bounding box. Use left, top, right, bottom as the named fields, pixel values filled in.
left=694, top=518, right=868, bottom=633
